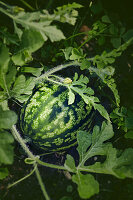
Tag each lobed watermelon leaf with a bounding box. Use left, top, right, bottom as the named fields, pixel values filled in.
left=65, top=121, right=133, bottom=198
left=72, top=172, right=99, bottom=199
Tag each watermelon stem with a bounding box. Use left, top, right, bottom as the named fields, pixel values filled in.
left=11, top=125, right=50, bottom=200
left=8, top=163, right=37, bottom=189
left=36, top=61, right=80, bottom=82
left=36, top=157, right=67, bottom=171
left=46, top=76, right=64, bottom=86
left=11, top=125, right=35, bottom=159
left=11, top=125, right=69, bottom=172
left=35, top=166, right=50, bottom=200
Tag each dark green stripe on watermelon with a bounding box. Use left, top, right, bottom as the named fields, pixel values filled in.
left=20, top=82, right=94, bottom=152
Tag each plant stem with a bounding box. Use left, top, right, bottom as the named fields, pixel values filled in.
left=11, top=125, right=35, bottom=159
left=36, top=158, right=66, bottom=171
left=35, top=166, right=50, bottom=200
left=11, top=125, right=50, bottom=199
left=46, top=77, right=64, bottom=86
left=8, top=164, right=37, bottom=189
left=19, top=0, right=35, bottom=11
left=0, top=1, right=10, bottom=8
left=36, top=61, right=80, bottom=82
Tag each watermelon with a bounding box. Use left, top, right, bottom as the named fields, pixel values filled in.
left=20, top=82, right=94, bottom=152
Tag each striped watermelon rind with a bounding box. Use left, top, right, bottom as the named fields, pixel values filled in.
left=20, top=82, right=94, bottom=152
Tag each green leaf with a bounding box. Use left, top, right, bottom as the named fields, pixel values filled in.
left=77, top=131, right=92, bottom=162
left=111, top=37, right=121, bottom=48
left=101, top=15, right=111, bottom=23
left=13, top=21, right=23, bottom=39
left=109, top=24, right=118, bottom=35
left=68, top=89, right=75, bottom=105
left=90, top=38, right=133, bottom=69
left=77, top=121, right=114, bottom=166
left=67, top=73, right=111, bottom=121
left=89, top=66, right=120, bottom=106
left=0, top=27, right=19, bottom=45
left=80, top=59, right=91, bottom=70
left=75, top=121, right=133, bottom=179
left=42, top=26, right=65, bottom=42
left=72, top=172, right=99, bottom=199
left=62, top=47, right=73, bottom=60
left=64, top=154, right=76, bottom=172
left=113, top=148, right=133, bottom=178
left=10, top=9, right=67, bottom=42
left=0, top=168, right=9, bottom=180
left=89, top=66, right=115, bottom=77
left=55, top=3, right=83, bottom=25
left=5, top=3, right=81, bottom=40
left=0, top=107, right=17, bottom=129
left=12, top=75, right=35, bottom=102
left=0, top=100, right=9, bottom=110
left=125, top=109, right=133, bottom=130
left=85, top=147, right=133, bottom=179
left=0, top=44, right=10, bottom=90
left=67, top=73, right=95, bottom=106
left=12, top=29, right=44, bottom=65
left=93, top=103, right=110, bottom=121
left=20, top=66, right=43, bottom=77
left=90, top=1, right=103, bottom=14
left=70, top=48, right=85, bottom=61
left=124, top=131, right=133, bottom=139
left=0, top=91, right=7, bottom=102
left=97, top=36, right=105, bottom=46
left=122, top=29, right=133, bottom=42
left=12, top=50, right=33, bottom=66
left=0, top=131, right=14, bottom=164
left=5, top=64, right=17, bottom=90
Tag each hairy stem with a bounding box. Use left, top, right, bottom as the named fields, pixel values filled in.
left=11, top=125, right=35, bottom=159
left=36, top=158, right=66, bottom=171
left=36, top=61, right=80, bottom=82
left=11, top=125, right=50, bottom=199
left=35, top=166, right=50, bottom=200
left=8, top=164, right=37, bottom=189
